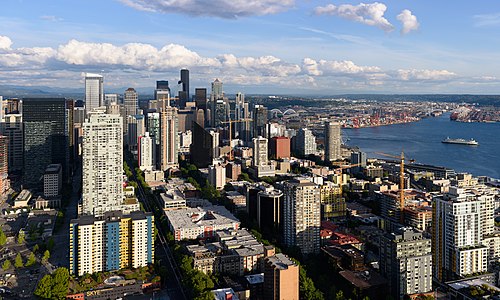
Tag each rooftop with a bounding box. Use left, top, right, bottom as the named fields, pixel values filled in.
left=165, top=205, right=240, bottom=230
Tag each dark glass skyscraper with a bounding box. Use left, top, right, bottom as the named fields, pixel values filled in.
left=23, top=98, right=68, bottom=188
left=179, top=69, right=189, bottom=108
left=190, top=122, right=213, bottom=168
left=195, top=88, right=207, bottom=111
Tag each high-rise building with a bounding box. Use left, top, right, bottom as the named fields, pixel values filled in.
left=159, top=96, right=179, bottom=170
left=282, top=178, right=321, bottom=254
left=69, top=211, right=154, bottom=276
left=351, top=151, right=367, bottom=173
left=269, top=137, right=290, bottom=159
left=124, top=88, right=138, bottom=117
left=104, top=94, right=119, bottom=107
left=190, top=122, right=216, bottom=168
left=252, top=136, right=268, bottom=167
left=85, top=73, right=104, bottom=114
left=155, top=80, right=170, bottom=102
left=253, top=105, right=268, bottom=139
left=211, top=79, right=223, bottom=100
left=257, top=187, right=283, bottom=236
left=195, top=88, right=207, bottom=112
left=179, top=69, right=189, bottom=108
left=433, top=187, right=489, bottom=281
left=138, top=132, right=154, bottom=171
left=0, top=113, right=23, bottom=172
left=23, top=98, right=68, bottom=188
left=146, top=113, right=160, bottom=168
left=295, top=128, right=316, bottom=156
left=43, top=164, right=62, bottom=198
left=320, top=181, right=345, bottom=219
left=208, top=164, right=225, bottom=190
left=263, top=253, right=299, bottom=300
left=0, top=136, right=8, bottom=197
left=324, top=121, right=341, bottom=162
left=126, top=114, right=145, bottom=151
left=379, top=227, right=433, bottom=298
left=82, top=111, right=124, bottom=217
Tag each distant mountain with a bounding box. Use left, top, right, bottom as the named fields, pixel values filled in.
left=0, top=85, right=154, bottom=99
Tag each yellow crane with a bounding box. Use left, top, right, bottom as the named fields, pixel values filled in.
left=221, top=118, right=253, bottom=161
left=375, top=151, right=407, bottom=223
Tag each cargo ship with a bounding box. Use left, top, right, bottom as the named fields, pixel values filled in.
left=442, top=137, right=479, bottom=146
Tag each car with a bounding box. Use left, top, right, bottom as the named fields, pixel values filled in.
left=0, top=287, right=12, bottom=295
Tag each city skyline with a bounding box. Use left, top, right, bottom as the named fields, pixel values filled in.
left=1, top=1, right=500, bottom=93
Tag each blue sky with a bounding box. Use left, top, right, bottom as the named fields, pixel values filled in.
left=1, top=0, right=500, bottom=94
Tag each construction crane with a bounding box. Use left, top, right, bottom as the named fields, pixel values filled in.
left=375, top=151, right=407, bottom=223
left=221, top=118, right=253, bottom=161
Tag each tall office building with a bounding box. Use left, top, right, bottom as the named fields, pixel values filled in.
left=0, top=113, right=23, bottom=172
left=257, top=187, right=283, bottom=236
left=159, top=95, right=179, bottom=170
left=351, top=151, right=367, bottom=173
left=264, top=254, right=299, bottom=300
left=85, top=73, right=104, bottom=114
left=138, top=132, right=154, bottom=171
left=211, top=78, right=223, bottom=100
left=124, top=88, right=138, bottom=117
left=126, top=114, right=145, bottom=151
left=69, top=211, right=154, bottom=276
left=253, top=105, right=268, bottom=139
left=252, top=136, right=268, bottom=167
left=104, top=94, right=119, bottom=107
left=295, top=128, right=316, bottom=156
left=282, top=178, right=321, bottom=254
left=190, top=122, right=216, bottom=168
left=269, top=136, right=290, bottom=159
left=82, top=111, right=124, bottom=217
left=155, top=81, right=170, bottom=100
left=195, top=88, right=207, bottom=111
left=379, top=227, right=433, bottom=298
left=179, top=69, right=190, bottom=108
left=23, top=98, right=68, bottom=188
left=433, top=187, right=488, bottom=281
left=0, top=136, right=8, bottom=197
left=324, top=121, right=341, bottom=162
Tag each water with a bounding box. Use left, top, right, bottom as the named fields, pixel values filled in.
left=345, top=113, right=500, bottom=179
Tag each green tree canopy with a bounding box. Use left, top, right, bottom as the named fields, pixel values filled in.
left=0, top=227, right=6, bottom=246
left=42, top=250, right=50, bottom=263
left=34, top=274, right=53, bottom=299
left=14, top=253, right=23, bottom=268
left=26, top=252, right=36, bottom=267
left=2, top=259, right=11, bottom=270
left=17, top=231, right=25, bottom=244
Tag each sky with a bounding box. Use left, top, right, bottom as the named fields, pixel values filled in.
left=1, top=0, right=500, bottom=94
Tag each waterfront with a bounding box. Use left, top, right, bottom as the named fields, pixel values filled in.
left=346, top=113, right=500, bottom=179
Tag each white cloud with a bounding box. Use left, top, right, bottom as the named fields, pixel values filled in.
left=397, top=9, right=419, bottom=34
left=473, top=13, right=500, bottom=27
left=40, top=15, right=64, bottom=22
left=314, top=2, right=394, bottom=32
left=397, top=69, right=456, bottom=81
left=118, top=0, right=295, bottom=18
left=0, top=36, right=13, bottom=50
left=303, top=58, right=381, bottom=76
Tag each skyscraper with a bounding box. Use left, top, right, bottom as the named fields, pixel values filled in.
left=85, top=73, right=104, bottom=114
left=23, top=98, right=68, bottom=188
left=124, top=88, right=138, bottom=117
left=159, top=95, right=179, bottom=170
left=324, top=121, right=341, bottom=162
left=179, top=69, right=190, bottom=108
left=104, top=93, right=119, bottom=107
left=433, top=187, right=489, bottom=281
left=195, top=88, right=207, bottom=111
left=82, top=111, right=124, bottom=217
left=379, top=227, right=433, bottom=298
left=211, top=78, right=223, bottom=100
left=155, top=81, right=170, bottom=101
left=283, top=178, right=321, bottom=254
left=138, top=132, right=153, bottom=171
left=295, top=128, right=316, bottom=156
left=0, top=113, right=23, bottom=172
left=0, top=136, right=8, bottom=197
left=191, top=122, right=215, bottom=168
left=252, top=136, right=268, bottom=167
left=253, top=105, right=268, bottom=139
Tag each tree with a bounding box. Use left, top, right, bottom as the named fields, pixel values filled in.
left=0, top=227, right=6, bottom=246
left=33, top=244, right=40, bottom=253
left=2, top=259, right=11, bottom=270
left=51, top=268, right=70, bottom=299
left=335, top=290, right=345, bottom=300
left=42, top=250, right=50, bottom=263
left=299, top=266, right=324, bottom=300
left=14, top=253, right=23, bottom=268
left=26, top=252, right=36, bottom=267
left=34, top=274, right=53, bottom=299
left=47, top=237, right=55, bottom=251
left=17, top=231, right=25, bottom=244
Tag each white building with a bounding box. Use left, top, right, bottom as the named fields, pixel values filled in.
left=209, top=164, right=226, bottom=190
left=139, top=132, right=154, bottom=171
left=252, top=136, right=268, bottom=167
left=282, top=178, right=321, bottom=254
left=165, top=206, right=240, bottom=241
left=82, top=111, right=124, bottom=217
left=123, top=88, right=138, bottom=117
left=296, top=128, right=316, bottom=156
left=324, top=121, right=341, bottom=161
left=179, top=130, right=192, bottom=153
left=43, top=164, right=62, bottom=198
left=85, top=73, right=104, bottom=114
left=160, top=95, right=179, bottom=170
left=433, top=186, right=489, bottom=281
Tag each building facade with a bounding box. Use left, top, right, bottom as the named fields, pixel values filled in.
left=138, top=132, right=154, bottom=171
left=85, top=73, right=104, bottom=114
left=69, top=211, right=154, bottom=276
left=264, top=254, right=299, bottom=300
left=324, top=121, right=341, bottom=161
